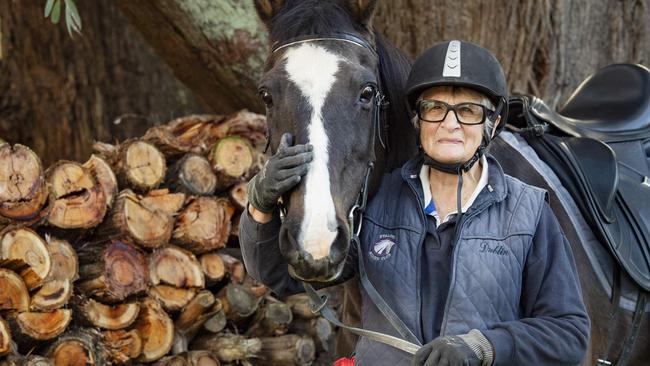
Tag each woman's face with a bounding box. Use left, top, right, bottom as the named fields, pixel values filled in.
left=418, top=86, right=492, bottom=165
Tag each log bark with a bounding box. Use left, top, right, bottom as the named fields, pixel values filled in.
left=45, top=161, right=107, bottom=229
left=142, top=111, right=267, bottom=155
left=30, top=279, right=72, bottom=311
left=0, top=144, right=47, bottom=221
left=102, top=329, right=143, bottom=364
left=135, top=298, right=175, bottom=363
left=190, top=333, right=262, bottom=364
left=208, top=137, right=255, bottom=191
left=45, top=329, right=106, bottom=366
left=80, top=298, right=140, bottom=330
left=0, top=228, right=51, bottom=290
left=166, top=154, right=217, bottom=196
left=246, top=298, right=293, bottom=337
left=289, top=317, right=334, bottom=353
left=173, top=290, right=216, bottom=354
left=149, top=245, right=205, bottom=288
left=97, top=189, right=174, bottom=249
left=285, top=294, right=317, bottom=320
left=202, top=300, right=227, bottom=334
left=172, top=197, right=234, bottom=254
left=257, top=335, right=316, bottom=366
left=0, top=269, right=29, bottom=313
left=149, top=285, right=198, bottom=312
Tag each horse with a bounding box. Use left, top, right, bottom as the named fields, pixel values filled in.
left=251, top=0, right=649, bottom=364
left=252, top=0, right=416, bottom=283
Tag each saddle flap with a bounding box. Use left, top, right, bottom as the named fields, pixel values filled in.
left=614, top=174, right=650, bottom=290
left=561, top=137, right=619, bottom=221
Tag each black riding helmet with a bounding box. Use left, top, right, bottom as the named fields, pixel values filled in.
left=405, top=40, right=509, bottom=229
left=405, top=40, right=509, bottom=173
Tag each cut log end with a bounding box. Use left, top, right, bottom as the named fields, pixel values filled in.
left=209, top=137, right=254, bottom=191
left=15, top=309, right=72, bottom=340
left=1, top=227, right=51, bottom=290
left=83, top=154, right=118, bottom=208
left=30, top=279, right=72, bottom=311
left=199, top=252, right=225, bottom=285
left=0, top=144, right=47, bottom=220
left=0, top=268, right=30, bottom=312
left=46, top=329, right=105, bottom=366
left=102, top=329, right=143, bottom=363
left=82, top=298, right=140, bottom=330
left=167, top=154, right=217, bottom=196
left=148, top=285, right=197, bottom=312
left=135, top=298, right=174, bottom=362
left=45, top=161, right=107, bottom=229
left=45, top=235, right=78, bottom=282
left=103, top=240, right=149, bottom=301
left=173, top=197, right=234, bottom=254
left=121, top=140, right=167, bottom=191
left=149, top=245, right=205, bottom=288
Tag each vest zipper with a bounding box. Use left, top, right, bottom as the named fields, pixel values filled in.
left=439, top=197, right=495, bottom=335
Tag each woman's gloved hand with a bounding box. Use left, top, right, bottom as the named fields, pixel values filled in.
left=412, top=330, right=493, bottom=366
left=247, top=133, right=313, bottom=213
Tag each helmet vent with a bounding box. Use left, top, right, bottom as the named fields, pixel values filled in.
left=442, top=40, right=461, bottom=78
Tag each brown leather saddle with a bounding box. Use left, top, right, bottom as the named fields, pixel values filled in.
left=508, top=64, right=650, bottom=293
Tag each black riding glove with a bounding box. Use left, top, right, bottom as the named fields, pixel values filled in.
left=412, top=330, right=493, bottom=366
left=247, top=133, right=313, bottom=213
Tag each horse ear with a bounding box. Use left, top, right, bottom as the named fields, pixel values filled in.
left=346, top=0, right=379, bottom=26
left=253, top=0, right=286, bottom=26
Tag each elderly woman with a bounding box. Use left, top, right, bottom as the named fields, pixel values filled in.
left=240, top=40, right=589, bottom=366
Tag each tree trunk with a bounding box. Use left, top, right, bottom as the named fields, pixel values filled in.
left=115, top=0, right=649, bottom=110
left=0, top=1, right=204, bottom=166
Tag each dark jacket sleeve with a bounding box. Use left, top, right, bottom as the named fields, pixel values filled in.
left=482, top=203, right=590, bottom=366
left=239, top=207, right=357, bottom=298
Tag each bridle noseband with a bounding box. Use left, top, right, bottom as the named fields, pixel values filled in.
left=268, top=33, right=422, bottom=355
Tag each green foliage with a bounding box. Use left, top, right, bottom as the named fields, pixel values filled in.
left=44, top=0, right=82, bottom=36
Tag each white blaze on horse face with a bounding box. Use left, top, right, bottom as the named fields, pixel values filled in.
left=284, top=44, right=340, bottom=260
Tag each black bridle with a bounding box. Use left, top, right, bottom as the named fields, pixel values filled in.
left=269, top=33, right=422, bottom=354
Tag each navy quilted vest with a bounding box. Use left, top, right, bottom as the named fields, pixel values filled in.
left=353, top=155, right=546, bottom=366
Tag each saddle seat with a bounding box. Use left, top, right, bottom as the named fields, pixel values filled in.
left=507, top=64, right=650, bottom=292
left=529, top=64, right=650, bottom=142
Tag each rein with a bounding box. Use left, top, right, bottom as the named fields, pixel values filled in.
left=271, top=33, right=422, bottom=355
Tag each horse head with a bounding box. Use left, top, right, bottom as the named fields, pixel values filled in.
left=253, top=0, right=390, bottom=282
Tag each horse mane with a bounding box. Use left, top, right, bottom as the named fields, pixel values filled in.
left=374, top=32, right=416, bottom=170
left=269, top=0, right=417, bottom=172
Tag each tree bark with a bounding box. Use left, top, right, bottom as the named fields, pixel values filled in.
left=115, top=0, right=649, bottom=110
left=0, top=1, right=204, bottom=166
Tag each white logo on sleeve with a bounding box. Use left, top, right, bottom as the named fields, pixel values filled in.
left=369, top=234, right=397, bottom=261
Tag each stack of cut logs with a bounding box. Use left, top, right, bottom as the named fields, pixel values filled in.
left=0, top=111, right=334, bottom=366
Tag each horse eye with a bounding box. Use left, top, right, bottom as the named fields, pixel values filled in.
left=259, top=90, right=273, bottom=107
left=359, top=85, right=375, bottom=104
